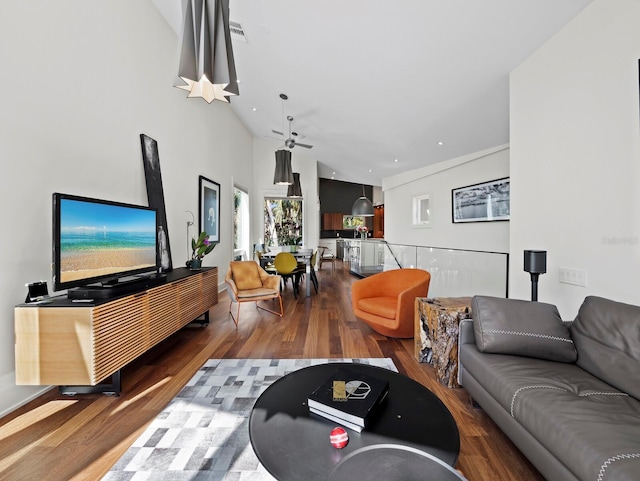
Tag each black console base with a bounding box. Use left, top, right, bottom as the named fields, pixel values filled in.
left=60, top=370, right=121, bottom=396
left=68, top=274, right=167, bottom=300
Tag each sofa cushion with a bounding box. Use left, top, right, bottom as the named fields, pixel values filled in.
left=472, top=296, right=577, bottom=362
left=571, top=296, right=640, bottom=400
left=230, top=261, right=263, bottom=290
left=459, top=343, right=640, bottom=481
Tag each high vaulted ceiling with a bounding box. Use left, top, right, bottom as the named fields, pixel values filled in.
left=156, top=0, right=594, bottom=186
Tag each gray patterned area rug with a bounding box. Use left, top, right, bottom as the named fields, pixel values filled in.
left=103, top=358, right=397, bottom=481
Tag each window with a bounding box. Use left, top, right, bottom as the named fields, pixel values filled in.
left=264, top=198, right=303, bottom=247
left=342, top=215, right=365, bottom=230
left=233, top=185, right=250, bottom=260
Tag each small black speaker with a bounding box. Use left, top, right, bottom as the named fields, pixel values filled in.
left=524, top=250, right=547, bottom=274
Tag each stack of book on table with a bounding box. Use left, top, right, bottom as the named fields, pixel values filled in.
left=308, top=367, right=389, bottom=432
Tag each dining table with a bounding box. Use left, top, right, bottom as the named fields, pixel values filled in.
left=259, top=250, right=314, bottom=297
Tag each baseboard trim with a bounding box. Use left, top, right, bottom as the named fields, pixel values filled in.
left=0, top=371, right=54, bottom=419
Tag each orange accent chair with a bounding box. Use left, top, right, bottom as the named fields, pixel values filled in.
left=351, top=268, right=431, bottom=338
left=225, top=261, right=283, bottom=325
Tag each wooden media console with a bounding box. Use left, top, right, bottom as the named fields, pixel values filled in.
left=14, top=267, right=218, bottom=395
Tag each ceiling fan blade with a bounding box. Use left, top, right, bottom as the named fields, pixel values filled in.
left=296, top=143, right=313, bottom=149
left=272, top=129, right=284, bottom=136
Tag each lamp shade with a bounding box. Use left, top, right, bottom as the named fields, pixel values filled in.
left=352, top=196, right=374, bottom=216
left=176, top=0, right=239, bottom=103
left=352, top=185, right=374, bottom=217
left=287, top=173, right=303, bottom=197
left=274, top=150, right=294, bottom=185
left=524, top=250, right=547, bottom=274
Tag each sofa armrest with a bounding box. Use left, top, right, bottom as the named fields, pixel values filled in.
left=459, top=317, right=476, bottom=345
left=457, top=317, right=476, bottom=387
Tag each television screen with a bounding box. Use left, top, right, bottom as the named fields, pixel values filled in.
left=53, top=193, right=158, bottom=292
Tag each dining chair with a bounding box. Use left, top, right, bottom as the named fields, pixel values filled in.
left=256, top=250, right=277, bottom=275
left=273, top=252, right=304, bottom=298
left=309, top=250, right=319, bottom=293
left=318, top=246, right=336, bottom=272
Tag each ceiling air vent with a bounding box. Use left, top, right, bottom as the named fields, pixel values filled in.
left=229, top=21, right=248, bottom=43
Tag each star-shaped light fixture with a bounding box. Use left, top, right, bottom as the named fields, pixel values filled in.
left=176, top=0, right=239, bottom=104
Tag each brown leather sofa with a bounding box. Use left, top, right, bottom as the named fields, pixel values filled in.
left=351, top=268, right=430, bottom=338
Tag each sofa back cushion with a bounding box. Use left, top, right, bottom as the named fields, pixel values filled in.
left=571, top=296, right=640, bottom=400
left=472, top=296, right=577, bottom=362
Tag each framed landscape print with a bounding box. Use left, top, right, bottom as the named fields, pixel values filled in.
left=199, top=176, right=220, bottom=242
left=452, top=177, right=510, bottom=223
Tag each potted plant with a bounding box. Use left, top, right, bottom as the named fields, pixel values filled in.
left=187, top=231, right=217, bottom=269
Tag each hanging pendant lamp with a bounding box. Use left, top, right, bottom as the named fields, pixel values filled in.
left=176, top=0, right=239, bottom=104
left=352, top=185, right=374, bottom=217
left=274, top=150, right=294, bottom=185
left=287, top=173, right=303, bottom=198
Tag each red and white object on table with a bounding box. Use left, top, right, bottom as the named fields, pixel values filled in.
left=330, top=427, right=349, bottom=448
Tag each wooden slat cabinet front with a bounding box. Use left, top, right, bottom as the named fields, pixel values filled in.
left=15, top=267, right=218, bottom=387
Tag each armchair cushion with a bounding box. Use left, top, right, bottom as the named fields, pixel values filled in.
left=230, top=261, right=263, bottom=290
left=358, top=297, right=398, bottom=319
left=237, top=287, right=279, bottom=299
left=472, top=296, right=577, bottom=363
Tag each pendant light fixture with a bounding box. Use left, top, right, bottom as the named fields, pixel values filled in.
left=352, top=185, right=374, bottom=217
left=273, top=150, right=294, bottom=185
left=176, top=0, right=239, bottom=104
left=287, top=173, right=303, bottom=198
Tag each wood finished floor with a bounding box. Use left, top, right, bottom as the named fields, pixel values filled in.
left=0, top=262, right=545, bottom=481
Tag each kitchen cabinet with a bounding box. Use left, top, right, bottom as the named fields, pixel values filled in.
left=322, top=213, right=343, bottom=230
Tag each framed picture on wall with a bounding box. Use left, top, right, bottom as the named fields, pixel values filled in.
left=412, top=194, right=431, bottom=227
left=199, top=175, right=220, bottom=242
left=452, top=177, right=510, bottom=223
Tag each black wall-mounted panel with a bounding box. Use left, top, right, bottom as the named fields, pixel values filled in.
left=319, top=178, right=373, bottom=214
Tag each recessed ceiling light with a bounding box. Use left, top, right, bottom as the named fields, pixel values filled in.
left=332, top=172, right=336, bottom=175
left=251, top=107, right=257, bottom=111
left=394, top=158, right=398, bottom=163
left=368, top=169, right=372, bottom=173
left=438, top=141, right=444, bottom=146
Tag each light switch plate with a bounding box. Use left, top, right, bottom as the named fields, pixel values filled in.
left=559, top=267, right=587, bottom=287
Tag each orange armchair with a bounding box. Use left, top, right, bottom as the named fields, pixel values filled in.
left=225, top=261, right=283, bottom=325
left=351, top=268, right=431, bottom=338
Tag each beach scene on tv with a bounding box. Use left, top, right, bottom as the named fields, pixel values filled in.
left=59, top=199, right=157, bottom=283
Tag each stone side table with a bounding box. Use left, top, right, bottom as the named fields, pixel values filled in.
left=415, top=297, right=472, bottom=388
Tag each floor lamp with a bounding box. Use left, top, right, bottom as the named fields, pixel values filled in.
left=524, top=250, right=547, bottom=302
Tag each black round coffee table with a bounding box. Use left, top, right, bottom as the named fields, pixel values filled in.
left=249, top=363, right=460, bottom=481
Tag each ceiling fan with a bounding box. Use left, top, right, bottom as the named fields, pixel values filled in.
left=272, top=94, right=313, bottom=149
left=272, top=115, right=313, bottom=149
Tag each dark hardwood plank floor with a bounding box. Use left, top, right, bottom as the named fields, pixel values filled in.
left=0, top=262, right=544, bottom=481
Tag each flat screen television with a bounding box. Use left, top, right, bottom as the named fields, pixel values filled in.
left=52, top=193, right=160, bottom=294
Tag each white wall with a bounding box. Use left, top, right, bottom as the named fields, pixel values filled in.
left=383, top=146, right=510, bottom=252
left=252, top=138, right=319, bottom=252
left=0, top=1, right=253, bottom=417
left=510, top=0, right=640, bottom=319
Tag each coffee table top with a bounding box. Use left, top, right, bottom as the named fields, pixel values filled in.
left=249, top=363, right=460, bottom=481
